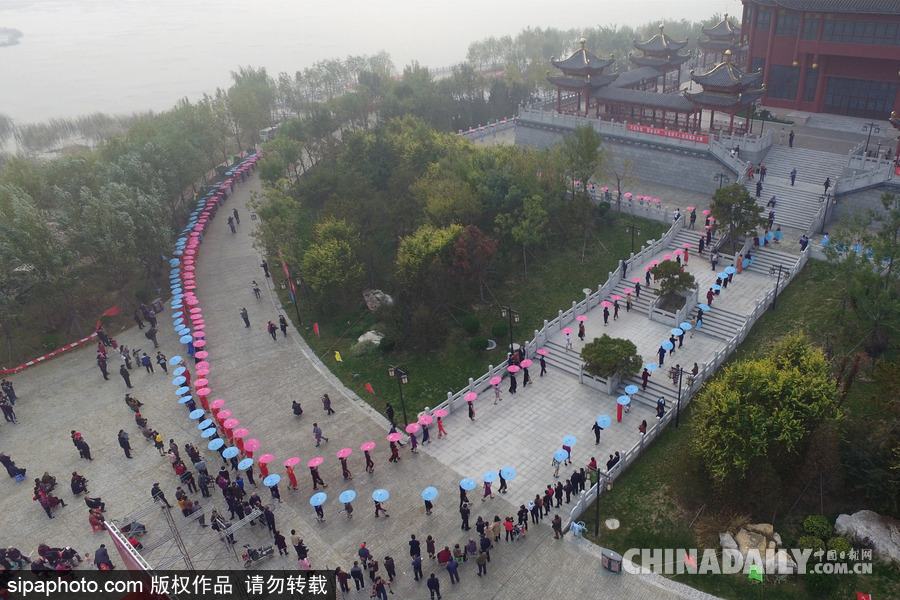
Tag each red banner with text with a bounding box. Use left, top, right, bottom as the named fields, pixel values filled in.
left=626, top=124, right=709, bottom=144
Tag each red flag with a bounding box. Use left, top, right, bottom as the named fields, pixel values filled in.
left=96, top=305, right=120, bottom=329
left=857, top=593, right=872, bottom=600
left=365, top=383, right=374, bottom=394
left=313, top=323, right=320, bottom=336
left=684, top=553, right=697, bottom=568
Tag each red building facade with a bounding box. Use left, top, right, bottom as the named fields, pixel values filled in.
left=741, top=0, right=900, bottom=118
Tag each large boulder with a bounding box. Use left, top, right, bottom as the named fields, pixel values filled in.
left=765, top=549, right=798, bottom=574
left=734, top=528, right=768, bottom=556
left=719, top=532, right=738, bottom=550
left=834, top=510, right=900, bottom=563
left=362, top=289, right=394, bottom=311
left=746, top=523, right=774, bottom=538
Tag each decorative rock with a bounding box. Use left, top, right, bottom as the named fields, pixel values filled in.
left=722, top=548, right=743, bottom=565
left=719, top=532, right=738, bottom=550
left=362, top=289, right=394, bottom=311
left=767, top=541, right=776, bottom=550
left=734, top=528, right=767, bottom=556
left=357, top=331, right=384, bottom=345
left=765, top=549, right=798, bottom=574
left=774, top=533, right=783, bottom=546
left=746, top=523, right=774, bottom=538
left=834, top=510, right=900, bottom=563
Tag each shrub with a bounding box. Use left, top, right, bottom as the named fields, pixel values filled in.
left=461, top=315, right=480, bottom=335
left=379, top=337, right=397, bottom=353
left=803, top=515, right=833, bottom=539
left=350, top=340, right=377, bottom=357
left=827, top=536, right=852, bottom=558
left=135, top=288, right=151, bottom=304
left=492, top=320, right=509, bottom=339
left=580, top=334, right=642, bottom=379
left=797, top=536, right=826, bottom=555
left=469, top=336, right=489, bottom=352
left=804, top=572, right=836, bottom=596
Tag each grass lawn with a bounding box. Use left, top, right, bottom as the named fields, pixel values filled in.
left=279, top=215, right=668, bottom=421
left=577, top=259, right=900, bottom=600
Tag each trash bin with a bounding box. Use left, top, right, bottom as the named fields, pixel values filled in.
left=601, top=548, right=623, bottom=573
left=151, top=298, right=164, bottom=313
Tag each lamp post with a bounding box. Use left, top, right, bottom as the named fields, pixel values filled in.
left=714, top=172, right=730, bottom=189
left=758, top=108, right=771, bottom=136
left=500, top=306, right=520, bottom=359
left=387, top=365, right=409, bottom=426
left=671, top=365, right=693, bottom=429
left=863, top=122, right=881, bottom=154
left=769, top=265, right=789, bottom=310
left=279, top=266, right=305, bottom=327
left=624, top=224, right=642, bottom=254
left=820, top=194, right=836, bottom=235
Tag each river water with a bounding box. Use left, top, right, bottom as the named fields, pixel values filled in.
left=0, top=0, right=734, bottom=124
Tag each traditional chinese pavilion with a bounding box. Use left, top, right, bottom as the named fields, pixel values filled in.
left=628, top=25, right=691, bottom=93
left=546, top=39, right=619, bottom=118
left=698, top=15, right=744, bottom=68
left=684, top=50, right=765, bottom=133
left=741, top=0, right=900, bottom=118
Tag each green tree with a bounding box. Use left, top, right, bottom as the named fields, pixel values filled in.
left=300, top=218, right=364, bottom=308
left=450, top=225, right=498, bottom=303
left=226, top=66, right=276, bottom=148
left=649, top=259, right=696, bottom=308
left=692, top=334, right=841, bottom=486
left=495, top=194, right=548, bottom=280
left=710, top=184, right=767, bottom=251
left=580, top=334, right=642, bottom=379
left=395, top=224, right=462, bottom=304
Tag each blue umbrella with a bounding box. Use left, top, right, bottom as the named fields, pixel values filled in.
left=169, top=355, right=183, bottom=366
left=171, top=291, right=183, bottom=300
left=223, top=447, right=240, bottom=459
left=500, top=466, right=517, bottom=480
left=645, top=363, right=659, bottom=371
left=553, top=449, right=569, bottom=462
left=624, top=385, right=639, bottom=395
left=724, top=266, right=736, bottom=275
left=765, top=232, right=774, bottom=242
left=178, top=395, right=193, bottom=404
left=372, top=489, right=389, bottom=502
left=176, top=386, right=190, bottom=396
left=173, top=366, right=186, bottom=377
left=172, top=250, right=182, bottom=256
left=340, top=490, right=357, bottom=503
left=617, top=396, right=631, bottom=406
left=172, top=376, right=187, bottom=387
left=173, top=317, right=185, bottom=327
left=483, top=470, right=498, bottom=482
left=562, top=435, right=577, bottom=446
left=671, top=328, right=684, bottom=336
left=421, top=487, right=438, bottom=501
left=189, top=409, right=205, bottom=420
left=711, top=284, right=722, bottom=291
left=202, top=428, right=218, bottom=439
left=169, top=267, right=181, bottom=275
left=460, top=478, right=477, bottom=491
left=238, top=458, right=254, bottom=470
left=263, top=474, right=281, bottom=487
left=171, top=303, right=183, bottom=310
left=679, top=322, right=692, bottom=331
left=207, top=438, right=224, bottom=449
left=661, top=340, right=674, bottom=351
left=717, top=272, right=728, bottom=279
left=198, top=419, right=213, bottom=430
left=597, top=415, right=612, bottom=429
left=179, top=335, right=193, bottom=344
left=176, top=327, right=190, bottom=337
left=171, top=311, right=183, bottom=320
left=698, top=304, right=710, bottom=311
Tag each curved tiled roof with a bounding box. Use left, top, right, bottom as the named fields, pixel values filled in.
left=551, top=39, right=615, bottom=74
left=546, top=73, right=620, bottom=91
left=702, top=16, right=740, bottom=39
left=747, top=0, right=900, bottom=14
left=633, top=25, right=689, bottom=54
left=629, top=53, right=691, bottom=69
left=698, top=39, right=744, bottom=52
left=594, top=87, right=695, bottom=111
left=690, top=53, right=763, bottom=90
left=609, top=66, right=665, bottom=88
left=684, top=88, right=766, bottom=108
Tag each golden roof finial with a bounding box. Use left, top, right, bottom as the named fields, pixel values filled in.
left=725, top=49, right=732, bottom=63
left=580, top=38, right=587, bottom=49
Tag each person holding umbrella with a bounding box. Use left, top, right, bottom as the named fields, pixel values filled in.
left=341, top=502, right=354, bottom=519
left=422, top=487, right=437, bottom=515
left=340, top=457, right=352, bottom=480
left=309, top=465, right=327, bottom=490
left=362, top=443, right=376, bottom=473
left=373, top=489, right=390, bottom=518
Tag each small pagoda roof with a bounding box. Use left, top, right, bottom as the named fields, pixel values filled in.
left=684, top=88, right=765, bottom=109
left=595, top=87, right=695, bottom=111
left=690, top=51, right=763, bottom=90
left=746, top=0, right=900, bottom=15
left=546, top=72, right=619, bottom=91
left=633, top=25, right=689, bottom=55
left=610, top=66, right=666, bottom=88
left=702, top=15, right=740, bottom=39
left=551, top=39, right=615, bottom=75
left=629, top=53, right=691, bottom=69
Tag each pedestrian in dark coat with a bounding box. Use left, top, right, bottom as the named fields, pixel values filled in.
left=120, top=365, right=132, bottom=388
left=278, top=315, right=288, bottom=336
left=117, top=430, right=132, bottom=458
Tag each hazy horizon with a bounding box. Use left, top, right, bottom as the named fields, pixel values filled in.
left=0, top=0, right=738, bottom=124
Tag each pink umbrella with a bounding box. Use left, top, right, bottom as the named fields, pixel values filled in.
left=194, top=378, right=209, bottom=388
left=194, top=351, right=209, bottom=360
left=233, top=428, right=249, bottom=440
left=183, top=265, right=195, bottom=272
left=193, top=339, right=207, bottom=348
left=507, top=365, right=520, bottom=373
left=223, top=418, right=239, bottom=429
left=601, top=301, right=612, bottom=308
left=284, top=457, right=301, bottom=467
left=361, top=441, right=376, bottom=452
left=623, top=193, right=632, bottom=198
left=601, top=187, right=609, bottom=191
left=192, top=331, right=205, bottom=339
left=632, top=277, right=642, bottom=283
left=433, top=409, right=448, bottom=418
left=562, top=327, right=574, bottom=334
left=464, top=392, right=478, bottom=402
left=307, top=457, right=324, bottom=467
left=705, top=225, right=712, bottom=230
left=663, top=254, right=673, bottom=260
left=686, top=206, right=695, bottom=210
left=623, top=288, right=633, bottom=294
left=702, top=209, right=711, bottom=215
left=489, top=376, right=503, bottom=385
left=244, top=439, right=261, bottom=453
left=708, top=216, right=715, bottom=221
left=536, top=349, right=549, bottom=356
left=610, top=295, right=622, bottom=301
left=634, top=195, right=643, bottom=201
left=190, top=313, right=204, bottom=321
left=682, top=243, right=692, bottom=248
left=195, top=368, right=210, bottom=377
left=576, top=315, right=587, bottom=322
left=193, top=324, right=206, bottom=331
left=259, top=454, right=275, bottom=465
left=337, top=447, right=353, bottom=459
left=418, top=415, right=433, bottom=425
left=650, top=260, right=660, bottom=266
left=674, top=249, right=683, bottom=256
left=387, top=432, right=402, bottom=442
left=644, top=265, right=652, bottom=271
left=520, top=359, right=533, bottom=368
left=210, top=398, right=225, bottom=410
left=185, top=297, right=200, bottom=306
left=405, top=423, right=421, bottom=434
left=189, top=307, right=202, bottom=314
left=652, top=198, right=661, bottom=203
left=215, top=409, right=232, bottom=422
left=195, top=361, right=211, bottom=370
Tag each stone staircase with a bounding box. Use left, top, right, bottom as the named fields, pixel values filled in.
left=743, top=145, right=847, bottom=233
left=543, top=338, right=585, bottom=379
